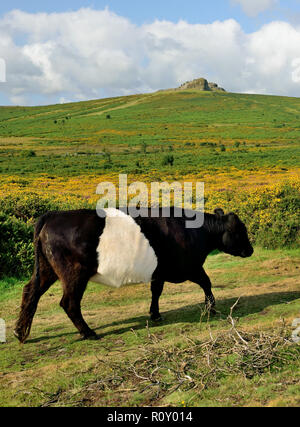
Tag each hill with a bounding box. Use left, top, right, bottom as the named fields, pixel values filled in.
left=0, top=89, right=299, bottom=193
left=0, top=89, right=299, bottom=407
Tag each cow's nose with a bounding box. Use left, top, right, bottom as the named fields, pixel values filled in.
left=241, top=246, right=253, bottom=258
left=245, top=247, right=254, bottom=257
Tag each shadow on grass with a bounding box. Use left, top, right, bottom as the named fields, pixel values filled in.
left=26, top=290, right=300, bottom=344
left=95, top=290, right=300, bottom=337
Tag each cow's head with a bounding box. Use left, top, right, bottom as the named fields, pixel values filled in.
left=214, top=209, right=254, bottom=258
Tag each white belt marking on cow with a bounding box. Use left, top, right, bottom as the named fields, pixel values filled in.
left=90, top=208, right=158, bottom=288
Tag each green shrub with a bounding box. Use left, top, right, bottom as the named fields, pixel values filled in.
left=206, top=183, right=300, bottom=249
left=0, top=193, right=62, bottom=221
left=103, top=148, right=112, bottom=165
left=253, top=185, right=300, bottom=248
left=141, top=141, right=147, bottom=155
left=0, top=212, right=34, bottom=278
left=162, top=155, right=174, bottom=166
left=20, top=150, right=36, bottom=158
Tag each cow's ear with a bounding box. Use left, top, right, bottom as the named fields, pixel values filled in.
left=226, top=212, right=239, bottom=230
left=214, top=208, right=225, bottom=217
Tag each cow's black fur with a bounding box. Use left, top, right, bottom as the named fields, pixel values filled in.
left=14, top=208, right=253, bottom=343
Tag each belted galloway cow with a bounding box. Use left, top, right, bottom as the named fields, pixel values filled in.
left=15, top=207, right=253, bottom=343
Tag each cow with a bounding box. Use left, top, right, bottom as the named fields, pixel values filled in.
left=14, top=207, right=253, bottom=343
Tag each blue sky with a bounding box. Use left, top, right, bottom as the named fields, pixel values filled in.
left=1, top=0, right=300, bottom=105
left=1, top=0, right=299, bottom=31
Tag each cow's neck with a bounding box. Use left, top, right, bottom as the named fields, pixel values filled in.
left=202, top=213, right=225, bottom=254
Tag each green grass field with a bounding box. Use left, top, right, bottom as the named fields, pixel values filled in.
left=0, top=90, right=299, bottom=180
left=0, top=248, right=299, bottom=407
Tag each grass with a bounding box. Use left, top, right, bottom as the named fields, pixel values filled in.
left=0, top=90, right=299, bottom=191
left=0, top=247, right=299, bottom=407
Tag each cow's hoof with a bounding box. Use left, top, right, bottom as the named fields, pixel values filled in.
left=81, top=332, right=99, bottom=341
left=150, top=314, right=163, bottom=322
left=13, top=330, right=23, bottom=343
left=87, top=334, right=100, bottom=341
left=206, top=307, right=217, bottom=316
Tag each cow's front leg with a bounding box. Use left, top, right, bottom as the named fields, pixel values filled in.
left=192, top=268, right=216, bottom=314
left=150, top=279, right=164, bottom=321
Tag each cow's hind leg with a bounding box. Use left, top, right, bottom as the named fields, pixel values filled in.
left=150, top=279, right=164, bottom=321
left=60, top=271, right=97, bottom=340
left=14, top=255, right=57, bottom=343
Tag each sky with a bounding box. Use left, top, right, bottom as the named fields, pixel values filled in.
left=1, top=0, right=300, bottom=105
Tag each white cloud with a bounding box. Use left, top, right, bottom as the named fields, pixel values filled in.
left=0, top=58, right=6, bottom=82
left=1, top=8, right=300, bottom=105
left=291, top=58, right=300, bottom=83
left=231, top=0, right=277, bottom=17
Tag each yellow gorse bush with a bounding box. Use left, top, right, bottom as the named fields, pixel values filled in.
left=0, top=173, right=299, bottom=278
left=0, top=173, right=299, bottom=244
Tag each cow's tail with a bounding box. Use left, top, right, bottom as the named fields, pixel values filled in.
left=14, top=214, right=51, bottom=343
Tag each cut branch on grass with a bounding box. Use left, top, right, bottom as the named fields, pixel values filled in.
left=227, top=297, right=249, bottom=346
left=40, top=309, right=299, bottom=407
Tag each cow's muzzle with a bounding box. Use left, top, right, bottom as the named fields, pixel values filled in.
left=241, top=246, right=254, bottom=258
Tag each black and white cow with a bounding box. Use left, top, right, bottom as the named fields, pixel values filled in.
left=14, top=207, right=253, bottom=343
